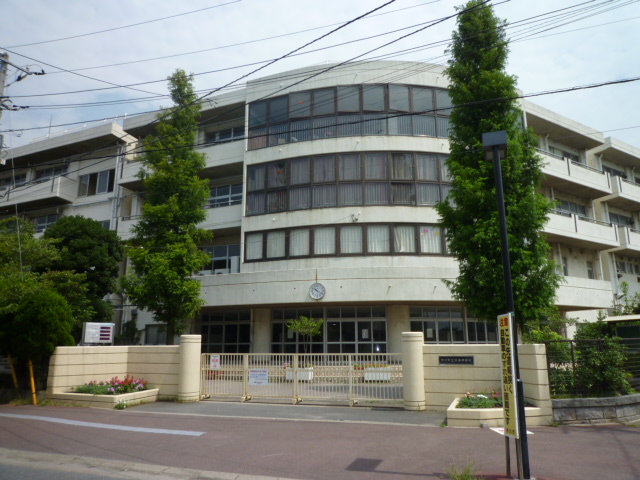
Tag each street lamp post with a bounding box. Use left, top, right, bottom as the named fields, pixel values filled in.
left=482, top=130, right=531, bottom=480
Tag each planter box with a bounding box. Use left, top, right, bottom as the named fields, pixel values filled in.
left=285, top=368, right=314, bottom=381
left=364, top=368, right=391, bottom=382
left=446, top=398, right=549, bottom=427
left=49, top=388, right=159, bottom=409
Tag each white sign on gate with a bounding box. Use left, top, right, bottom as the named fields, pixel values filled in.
left=210, top=355, right=221, bottom=370
left=249, top=368, right=269, bottom=386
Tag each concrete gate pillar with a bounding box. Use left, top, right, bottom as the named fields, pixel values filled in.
left=402, top=331, right=426, bottom=411
left=178, top=334, right=201, bottom=402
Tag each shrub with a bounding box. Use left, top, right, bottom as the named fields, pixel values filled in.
left=457, top=391, right=503, bottom=409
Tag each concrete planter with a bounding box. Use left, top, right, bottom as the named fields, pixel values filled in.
left=50, top=388, right=159, bottom=409
left=447, top=398, right=547, bottom=428
left=364, top=368, right=391, bottom=382
left=285, top=368, right=314, bottom=381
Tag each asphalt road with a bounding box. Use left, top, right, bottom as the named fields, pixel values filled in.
left=0, top=402, right=639, bottom=480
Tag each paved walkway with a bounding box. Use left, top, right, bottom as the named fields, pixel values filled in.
left=0, top=401, right=638, bottom=480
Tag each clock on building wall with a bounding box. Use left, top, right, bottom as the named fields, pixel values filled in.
left=309, top=282, right=326, bottom=300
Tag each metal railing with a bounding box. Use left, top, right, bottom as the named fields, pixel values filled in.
left=545, top=339, right=638, bottom=398
left=200, top=353, right=403, bottom=406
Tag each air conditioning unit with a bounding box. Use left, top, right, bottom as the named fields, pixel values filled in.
left=214, top=268, right=230, bottom=274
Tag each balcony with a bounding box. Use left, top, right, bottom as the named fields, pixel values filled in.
left=117, top=203, right=242, bottom=240
left=539, top=149, right=611, bottom=198
left=556, top=276, right=613, bottom=310
left=543, top=211, right=619, bottom=249
left=118, top=139, right=245, bottom=190
left=599, top=176, right=640, bottom=210
left=605, top=226, right=640, bottom=256
left=0, top=175, right=77, bottom=210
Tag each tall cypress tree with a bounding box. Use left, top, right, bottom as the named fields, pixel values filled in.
left=436, top=1, right=561, bottom=329
left=120, top=70, right=210, bottom=343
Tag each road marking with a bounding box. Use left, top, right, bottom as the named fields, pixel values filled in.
left=0, top=413, right=205, bottom=436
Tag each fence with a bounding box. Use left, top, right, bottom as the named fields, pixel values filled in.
left=200, top=353, right=402, bottom=406
left=545, top=338, right=639, bottom=398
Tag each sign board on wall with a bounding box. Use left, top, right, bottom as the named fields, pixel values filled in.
left=82, top=323, right=115, bottom=345
left=498, top=313, right=519, bottom=439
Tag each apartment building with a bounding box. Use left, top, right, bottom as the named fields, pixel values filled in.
left=3, top=61, right=639, bottom=352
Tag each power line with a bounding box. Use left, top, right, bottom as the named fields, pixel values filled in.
left=5, top=1, right=243, bottom=49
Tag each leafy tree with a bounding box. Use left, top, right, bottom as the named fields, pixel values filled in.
left=120, top=70, right=211, bottom=343
left=8, top=289, right=75, bottom=363
left=436, top=0, right=562, bottom=330
left=44, top=215, right=123, bottom=322
left=286, top=316, right=324, bottom=353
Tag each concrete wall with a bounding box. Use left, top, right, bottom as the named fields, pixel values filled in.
left=47, top=335, right=201, bottom=401
left=413, top=342, right=552, bottom=425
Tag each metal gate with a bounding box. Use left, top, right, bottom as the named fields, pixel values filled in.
left=200, top=353, right=403, bottom=406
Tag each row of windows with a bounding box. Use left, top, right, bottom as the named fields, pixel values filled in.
left=203, top=125, right=245, bottom=144
left=35, top=165, right=68, bottom=182
left=248, top=84, right=453, bottom=149
left=245, top=223, right=445, bottom=261
left=197, top=306, right=498, bottom=353
left=246, top=153, right=451, bottom=216
left=0, top=173, right=27, bottom=190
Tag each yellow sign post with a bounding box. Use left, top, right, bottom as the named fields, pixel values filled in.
left=499, top=313, right=519, bottom=439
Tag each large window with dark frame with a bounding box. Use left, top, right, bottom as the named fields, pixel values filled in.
left=248, top=84, right=452, bottom=149
left=200, top=310, right=251, bottom=353
left=271, top=306, right=387, bottom=354
left=409, top=306, right=498, bottom=344
left=245, top=223, right=445, bottom=262
left=246, top=152, right=450, bottom=216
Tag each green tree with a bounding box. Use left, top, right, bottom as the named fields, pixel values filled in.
left=7, top=289, right=75, bottom=363
left=119, top=70, right=211, bottom=343
left=286, top=316, right=324, bottom=353
left=44, top=215, right=123, bottom=322
left=436, top=1, right=562, bottom=330
left=0, top=217, right=92, bottom=345
left=574, top=317, right=633, bottom=396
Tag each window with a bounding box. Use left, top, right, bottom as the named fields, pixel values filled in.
left=35, top=165, right=67, bottom=183
left=410, top=307, right=495, bottom=344
left=549, top=145, right=580, bottom=162
left=200, top=310, right=251, bottom=353
left=204, top=125, right=244, bottom=144
left=0, top=173, right=27, bottom=190
left=562, top=256, right=569, bottom=276
left=610, top=212, right=634, bottom=228
left=145, top=325, right=167, bottom=345
left=201, top=244, right=240, bottom=274
left=209, top=184, right=242, bottom=208
left=246, top=223, right=444, bottom=262
left=557, top=200, right=587, bottom=217
left=246, top=233, right=263, bottom=260
left=33, top=214, right=61, bottom=233
left=586, top=261, right=595, bottom=280
left=79, top=169, right=115, bottom=196
left=246, top=152, right=450, bottom=216
left=247, top=83, right=453, bottom=150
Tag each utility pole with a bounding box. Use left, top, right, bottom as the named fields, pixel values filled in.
left=0, top=52, right=9, bottom=151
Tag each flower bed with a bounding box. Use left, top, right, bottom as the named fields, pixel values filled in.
left=52, top=388, right=160, bottom=409
left=49, top=376, right=159, bottom=410
left=447, top=398, right=548, bottom=427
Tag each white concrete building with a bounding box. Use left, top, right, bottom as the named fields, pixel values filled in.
left=3, top=61, right=640, bottom=352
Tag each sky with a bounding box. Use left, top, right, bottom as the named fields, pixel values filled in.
left=1, top=0, right=639, bottom=151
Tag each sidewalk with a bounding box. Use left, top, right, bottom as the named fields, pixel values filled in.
left=1, top=401, right=639, bottom=480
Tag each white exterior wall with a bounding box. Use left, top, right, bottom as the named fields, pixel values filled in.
left=7, top=60, right=640, bottom=350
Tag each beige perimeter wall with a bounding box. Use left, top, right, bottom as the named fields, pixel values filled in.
left=421, top=343, right=552, bottom=422
left=48, top=345, right=181, bottom=399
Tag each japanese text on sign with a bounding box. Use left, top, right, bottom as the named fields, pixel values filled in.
left=499, top=313, right=519, bottom=439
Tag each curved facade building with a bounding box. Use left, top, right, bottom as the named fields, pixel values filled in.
left=4, top=61, right=639, bottom=351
